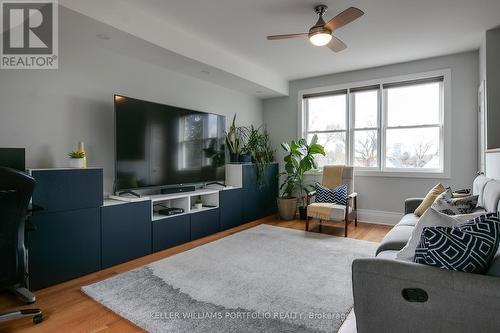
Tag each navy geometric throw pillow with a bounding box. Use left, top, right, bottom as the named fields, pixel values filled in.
left=414, top=212, right=500, bottom=274
left=315, top=183, right=347, bottom=206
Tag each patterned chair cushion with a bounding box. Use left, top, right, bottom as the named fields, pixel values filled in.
left=414, top=212, right=500, bottom=274
left=431, top=187, right=478, bottom=215
left=315, top=182, right=347, bottom=206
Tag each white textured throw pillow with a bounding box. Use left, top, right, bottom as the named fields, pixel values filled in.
left=396, top=208, right=460, bottom=261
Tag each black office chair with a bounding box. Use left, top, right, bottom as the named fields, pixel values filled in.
left=0, top=167, right=43, bottom=324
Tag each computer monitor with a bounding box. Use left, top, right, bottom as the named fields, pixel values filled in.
left=0, top=148, right=26, bottom=171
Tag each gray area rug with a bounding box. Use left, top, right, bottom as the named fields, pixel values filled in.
left=82, top=224, right=377, bottom=332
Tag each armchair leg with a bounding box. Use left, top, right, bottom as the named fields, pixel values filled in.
left=305, top=215, right=309, bottom=231
left=354, top=196, right=358, bottom=227
left=319, top=220, right=322, bottom=233
left=344, top=218, right=348, bottom=237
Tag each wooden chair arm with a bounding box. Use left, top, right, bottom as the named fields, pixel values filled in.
left=306, top=190, right=316, bottom=205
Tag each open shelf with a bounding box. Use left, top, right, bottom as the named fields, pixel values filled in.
left=150, top=188, right=219, bottom=221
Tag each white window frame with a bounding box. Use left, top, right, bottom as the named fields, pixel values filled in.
left=298, top=69, right=451, bottom=178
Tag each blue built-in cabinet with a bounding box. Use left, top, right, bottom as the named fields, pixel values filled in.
left=101, top=201, right=152, bottom=268
left=152, top=214, right=190, bottom=252
left=219, top=188, right=243, bottom=230
left=242, top=163, right=279, bottom=223
left=191, top=208, right=220, bottom=240
left=29, top=168, right=103, bottom=290
left=27, top=163, right=278, bottom=290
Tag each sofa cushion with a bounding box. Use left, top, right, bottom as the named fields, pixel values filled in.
left=473, top=175, right=492, bottom=207
left=376, top=225, right=414, bottom=255
left=397, top=213, right=419, bottom=227
left=486, top=248, right=500, bottom=277
left=481, top=179, right=500, bottom=212
left=414, top=213, right=500, bottom=274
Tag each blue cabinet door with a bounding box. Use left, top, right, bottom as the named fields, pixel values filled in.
left=242, top=164, right=279, bottom=222
left=31, top=169, right=103, bottom=213
left=220, top=189, right=243, bottom=230
left=152, top=214, right=190, bottom=252
left=101, top=201, right=152, bottom=268
left=242, top=165, right=259, bottom=222
left=190, top=209, right=220, bottom=240
left=28, top=208, right=101, bottom=290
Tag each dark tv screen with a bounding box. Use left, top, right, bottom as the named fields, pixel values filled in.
left=114, top=95, right=225, bottom=191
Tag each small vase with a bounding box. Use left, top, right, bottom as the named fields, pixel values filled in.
left=69, top=158, right=85, bottom=168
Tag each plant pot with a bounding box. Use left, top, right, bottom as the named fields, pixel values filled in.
left=298, top=206, right=307, bottom=220
left=277, top=197, right=297, bottom=220
left=68, top=158, right=84, bottom=168
left=239, top=153, right=252, bottom=163
left=194, top=203, right=203, bottom=210
left=229, top=153, right=239, bottom=163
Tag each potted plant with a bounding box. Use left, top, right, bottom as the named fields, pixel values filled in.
left=68, top=151, right=86, bottom=168
left=277, top=135, right=325, bottom=220
left=225, top=114, right=247, bottom=163
left=193, top=196, right=203, bottom=210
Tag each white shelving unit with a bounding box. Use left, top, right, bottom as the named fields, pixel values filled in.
left=150, top=188, right=220, bottom=221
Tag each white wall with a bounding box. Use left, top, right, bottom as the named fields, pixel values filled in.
left=263, top=51, right=479, bottom=221
left=0, top=8, right=263, bottom=194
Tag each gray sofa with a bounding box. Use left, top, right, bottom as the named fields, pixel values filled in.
left=352, top=175, right=500, bottom=333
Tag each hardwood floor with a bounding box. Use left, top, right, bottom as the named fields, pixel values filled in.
left=0, top=216, right=391, bottom=333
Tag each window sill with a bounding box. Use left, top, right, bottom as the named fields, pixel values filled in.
left=304, top=169, right=450, bottom=179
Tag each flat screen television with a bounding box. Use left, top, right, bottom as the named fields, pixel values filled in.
left=114, top=95, right=225, bottom=192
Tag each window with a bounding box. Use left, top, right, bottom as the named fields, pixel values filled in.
left=384, top=80, right=442, bottom=170
left=304, top=90, right=347, bottom=166
left=301, top=73, right=446, bottom=175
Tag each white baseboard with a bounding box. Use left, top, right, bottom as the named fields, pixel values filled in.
left=357, top=209, right=403, bottom=226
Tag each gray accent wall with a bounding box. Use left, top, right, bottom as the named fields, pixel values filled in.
left=0, top=8, right=263, bottom=194
left=263, top=52, right=479, bottom=214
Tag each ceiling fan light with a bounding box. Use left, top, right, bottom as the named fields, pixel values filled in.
left=309, top=32, right=332, bottom=46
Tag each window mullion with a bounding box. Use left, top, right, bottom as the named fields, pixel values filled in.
left=347, top=89, right=354, bottom=166
left=380, top=85, right=387, bottom=171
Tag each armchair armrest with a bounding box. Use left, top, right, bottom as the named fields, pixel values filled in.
left=306, top=190, right=316, bottom=205
left=352, top=258, right=500, bottom=333
left=404, top=197, right=424, bottom=214
left=348, top=192, right=358, bottom=199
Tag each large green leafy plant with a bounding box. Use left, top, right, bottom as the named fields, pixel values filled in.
left=279, top=135, right=325, bottom=205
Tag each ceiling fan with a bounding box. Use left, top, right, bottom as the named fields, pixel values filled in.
left=266, top=4, right=364, bottom=52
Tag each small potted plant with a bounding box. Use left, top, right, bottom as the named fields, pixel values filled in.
left=194, top=196, right=203, bottom=210
left=68, top=151, right=86, bottom=168
left=277, top=135, right=325, bottom=220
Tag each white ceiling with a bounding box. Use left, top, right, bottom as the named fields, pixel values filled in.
left=61, top=0, right=500, bottom=97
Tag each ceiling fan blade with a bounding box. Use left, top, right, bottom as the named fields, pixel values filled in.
left=267, top=33, right=308, bottom=40
left=327, top=36, right=347, bottom=52
left=324, top=7, right=364, bottom=31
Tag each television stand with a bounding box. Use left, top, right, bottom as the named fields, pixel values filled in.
left=117, top=190, right=141, bottom=198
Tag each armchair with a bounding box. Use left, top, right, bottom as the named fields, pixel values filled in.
left=305, top=165, right=357, bottom=237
